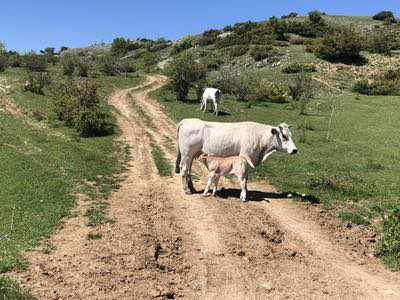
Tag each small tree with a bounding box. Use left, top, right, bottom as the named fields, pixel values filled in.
left=315, top=26, right=365, bottom=63
left=369, top=29, right=396, bottom=55
left=24, top=72, right=50, bottom=94
left=373, top=11, right=396, bottom=22
left=165, top=52, right=207, bottom=101
left=0, top=54, right=7, bottom=72
left=288, top=73, right=314, bottom=114
left=23, top=52, right=47, bottom=72
left=111, top=37, right=128, bottom=56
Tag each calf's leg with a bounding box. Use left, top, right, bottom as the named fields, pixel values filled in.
left=212, top=175, right=220, bottom=196
left=203, top=171, right=216, bottom=196
left=239, top=175, right=248, bottom=202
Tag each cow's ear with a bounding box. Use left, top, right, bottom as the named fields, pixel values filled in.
left=271, top=128, right=278, bottom=135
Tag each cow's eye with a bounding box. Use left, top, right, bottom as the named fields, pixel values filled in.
left=282, top=134, right=289, bottom=141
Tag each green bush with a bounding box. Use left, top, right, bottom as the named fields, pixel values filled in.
left=171, top=36, right=197, bottom=54
left=282, top=62, right=316, bottom=73
left=74, top=57, right=91, bottom=77
left=24, top=72, right=50, bottom=94
left=165, top=51, right=207, bottom=101
left=215, top=33, right=250, bottom=48
left=0, top=54, right=8, bottom=72
left=288, top=73, right=314, bottom=114
left=314, top=26, right=366, bottom=63
left=368, top=29, right=396, bottom=55
left=229, top=45, right=250, bottom=58
left=198, top=29, right=221, bottom=46
left=377, top=208, right=400, bottom=269
left=353, top=79, right=399, bottom=95
left=373, top=11, right=396, bottom=22
left=282, top=12, right=298, bottom=19
left=50, top=78, right=112, bottom=136
left=9, top=54, right=22, bottom=67
left=249, top=45, right=274, bottom=61
left=111, top=37, right=129, bottom=56
left=285, top=11, right=329, bottom=38
left=60, top=53, right=77, bottom=76
left=23, top=52, right=47, bottom=72
left=97, top=54, right=120, bottom=76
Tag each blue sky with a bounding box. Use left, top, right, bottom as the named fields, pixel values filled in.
left=2, top=0, right=400, bottom=52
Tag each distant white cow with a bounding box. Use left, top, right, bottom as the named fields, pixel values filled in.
left=200, top=88, right=221, bottom=116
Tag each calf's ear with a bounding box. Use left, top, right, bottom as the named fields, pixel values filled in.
left=271, top=128, right=278, bottom=135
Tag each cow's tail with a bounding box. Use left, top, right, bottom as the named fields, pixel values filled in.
left=175, top=121, right=183, bottom=174
left=240, top=154, right=255, bottom=169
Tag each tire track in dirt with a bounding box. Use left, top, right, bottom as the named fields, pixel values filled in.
left=129, top=75, right=400, bottom=299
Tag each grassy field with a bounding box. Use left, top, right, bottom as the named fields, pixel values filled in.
left=0, top=69, right=142, bottom=291
left=151, top=82, right=400, bottom=265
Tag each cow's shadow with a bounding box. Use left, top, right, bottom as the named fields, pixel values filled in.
left=209, top=188, right=320, bottom=204
left=204, top=110, right=231, bottom=116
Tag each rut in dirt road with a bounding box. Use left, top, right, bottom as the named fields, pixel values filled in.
left=13, top=76, right=400, bottom=300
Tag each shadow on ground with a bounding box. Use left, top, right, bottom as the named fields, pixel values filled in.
left=212, top=188, right=320, bottom=204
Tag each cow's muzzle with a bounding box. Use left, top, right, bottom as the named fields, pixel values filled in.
left=290, top=149, right=298, bottom=155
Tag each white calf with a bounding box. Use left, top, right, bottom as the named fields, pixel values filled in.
left=197, top=153, right=255, bottom=202
left=200, top=88, right=221, bottom=116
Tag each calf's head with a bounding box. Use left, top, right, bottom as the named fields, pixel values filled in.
left=271, top=123, right=298, bottom=155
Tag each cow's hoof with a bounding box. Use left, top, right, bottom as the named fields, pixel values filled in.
left=203, top=193, right=211, bottom=197
left=184, top=188, right=192, bottom=195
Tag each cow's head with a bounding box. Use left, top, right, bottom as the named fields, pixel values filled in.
left=271, top=123, right=298, bottom=155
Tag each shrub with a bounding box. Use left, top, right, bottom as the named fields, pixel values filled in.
left=215, top=33, right=250, bottom=48
left=249, top=45, right=274, bottom=61
left=60, top=53, right=78, bottom=76
left=50, top=78, right=112, bottom=136
left=308, top=10, right=324, bottom=24
left=8, top=53, right=22, bottom=67
left=165, top=52, right=207, bottom=101
left=0, top=54, right=8, bottom=72
left=352, top=79, right=399, bottom=95
left=250, top=80, right=288, bottom=103
left=72, top=80, right=110, bottom=137
left=207, top=66, right=241, bottom=96
left=282, top=62, right=316, bottom=73
left=369, top=29, right=396, bottom=55
left=97, top=54, right=120, bottom=76
left=171, top=36, right=197, bottom=54
left=315, top=26, right=365, bottom=63
left=282, top=12, right=298, bottom=19
left=229, top=45, right=249, bottom=58
left=111, top=37, right=129, bottom=56
left=74, top=57, right=91, bottom=77
left=24, top=72, right=50, bottom=94
left=23, top=52, right=47, bottom=72
left=42, top=47, right=57, bottom=65
left=198, top=29, right=220, bottom=46
left=377, top=208, right=400, bottom=269
left=373, top=11, right=395, bottom=22
left=288, top=73, right=314, bottom=114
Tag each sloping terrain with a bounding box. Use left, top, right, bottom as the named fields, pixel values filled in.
left=12, top=76, right=400, bottom=299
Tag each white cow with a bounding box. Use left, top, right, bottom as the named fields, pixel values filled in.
left=200, top=88, right=221, bottom=116
left=175, top=118, right=297, bottom=195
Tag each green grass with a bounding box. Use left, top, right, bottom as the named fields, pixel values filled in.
left=0, top=68, right=142, bottom=281
left=85, top=202, right=115, bottom=227
left=150, top=140, right=172, bottom=177
left=0, top=276, right=35, bottom=300
left=152, top=84, right=400, bottom=268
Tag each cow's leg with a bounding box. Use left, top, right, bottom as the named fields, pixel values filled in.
left=187, top=155, right=195, bottom=193
left=180, top=153, right=195, bottom=195
left=203, top=99, right=208, bottom=112
left=239, top=175, right=248, bottom=202
left=200, top=99, right=204, bottom=111
left=214, top=100, right=218, bottom=116
left=212, top=175, right=220, bottom=196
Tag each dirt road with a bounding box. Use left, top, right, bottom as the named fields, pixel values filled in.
left=16, top=75, right=400, bottom=299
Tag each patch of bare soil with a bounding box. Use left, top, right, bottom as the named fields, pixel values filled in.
left=12, top=75, right=400, bottom=300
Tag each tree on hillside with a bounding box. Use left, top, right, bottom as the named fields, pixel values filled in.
left=165, top=51, right=207, bottom=101
left=373, top=11, right=396, bottom=23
